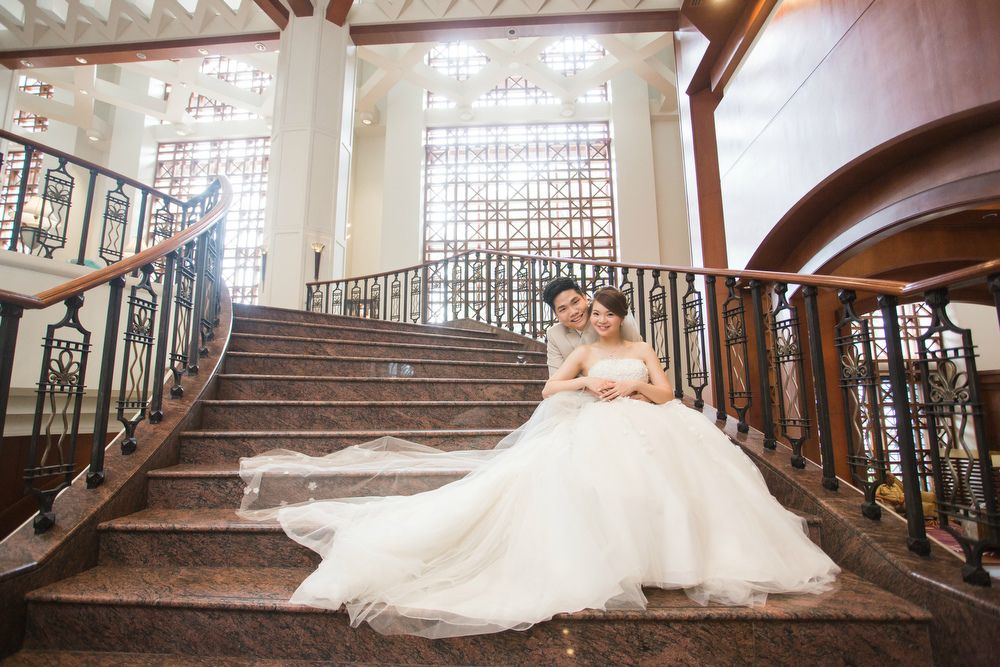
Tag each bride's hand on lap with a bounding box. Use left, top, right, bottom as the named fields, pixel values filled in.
left=583, top=377, right=614, bottom=396
left=599, top=379, right=639, bottom=401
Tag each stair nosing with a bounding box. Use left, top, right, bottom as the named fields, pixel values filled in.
left=199, top=399, right=539, bottom=406
left=216, top=375, right=544, bottom=384
left=234, top=316, right=506, bottom=343
left=224, top=351, right=547, bottom=367
left=230, top=332, right=538, bottom=354
left=180, top=428, right=514, bottom=437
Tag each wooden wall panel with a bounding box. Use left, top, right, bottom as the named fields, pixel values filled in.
left=714, top=0, right=1000, bottom=270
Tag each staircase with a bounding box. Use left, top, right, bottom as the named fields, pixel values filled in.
left=5, top=304, right=933, bottom=665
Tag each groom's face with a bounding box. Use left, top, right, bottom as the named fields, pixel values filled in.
left=552, top=289, right=590, bottom=332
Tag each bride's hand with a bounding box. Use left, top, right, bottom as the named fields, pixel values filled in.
left=582, top=377, right=614, bottom=395
left=599, top=380, right=639, bottom=401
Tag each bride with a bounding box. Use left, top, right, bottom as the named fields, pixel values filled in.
left=238, top=287, right=840, bottom=638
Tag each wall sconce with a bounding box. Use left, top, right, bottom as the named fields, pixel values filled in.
left=311, top=242, right=325, bottom=281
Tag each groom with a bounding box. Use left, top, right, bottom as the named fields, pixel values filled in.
left=543, top=277, right=642, bottom=376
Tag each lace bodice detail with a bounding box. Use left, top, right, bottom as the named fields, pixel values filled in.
left=587, top=358, right=649, bottom=383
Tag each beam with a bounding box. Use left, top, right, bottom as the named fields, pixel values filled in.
left=253, top=0, right=290, bottom=30
left=288, top=0, right=315, bottom=17
left=0, top=32, right=281, bottom=70
left=350, top=10, right=680, bottom=45
left=326, top=0, right=354, bottom=27
left=710, top=0, right=777, bottom=93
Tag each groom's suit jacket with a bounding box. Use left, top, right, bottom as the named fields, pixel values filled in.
left=545, top=314, right=642, bottom=376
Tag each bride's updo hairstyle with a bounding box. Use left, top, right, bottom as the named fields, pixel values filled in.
left=591, top=287, right=629, bottom=319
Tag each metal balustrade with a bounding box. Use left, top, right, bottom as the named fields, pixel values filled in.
left=307, top=250, right=1000, bottom=586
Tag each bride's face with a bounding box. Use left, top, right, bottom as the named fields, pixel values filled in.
left=590, top=301, right=622, bottom=338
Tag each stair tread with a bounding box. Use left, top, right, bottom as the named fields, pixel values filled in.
left=234, top=317, right=506, bottom=343
left=199, top=399, right=539, bottom=406
left=147, top=463, right=470, bottom=478
left=231, top=332, right=536, bottom=354
left=216, top=375, right=543, bottom=384
left=224, top=351, right=546, bottom=367
left=25, top=565, right=930, bottom=622
left=233, top=303, right=504, bottom=336
left=181, top=428, right=514, bottom=437
left=4, top=650, right=354, bottom=666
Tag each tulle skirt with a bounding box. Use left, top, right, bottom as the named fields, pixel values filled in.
left=239, top=394, right=840, bottom=638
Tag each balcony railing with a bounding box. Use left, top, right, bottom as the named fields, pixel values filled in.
left=307, top=250, right=1000, bottom=587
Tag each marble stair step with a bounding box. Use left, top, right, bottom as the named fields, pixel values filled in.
left=215, top=375, right=544, bottom=401
left=2, top=650, right=360, bottom=666
left=233, top=317, right=516, bottom=348
left=96, top=507, right=824, bottom=569
left=179, top=429, right=513, bottom=463
left=98, top=509, right=319, bottom=568
left=229, top=333, right=544, bottom=363
left=23, top=566, right=932, bottom=665
left=146, top=463, right=470, bottom=509
left=223, top=352, right=548, bottom=379
left=233, top=303, right=506, bottom=338
left=197, top=399, right=539, bottom=431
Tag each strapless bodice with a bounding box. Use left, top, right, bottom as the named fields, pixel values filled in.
left=586, top=357, right=649, bottom=383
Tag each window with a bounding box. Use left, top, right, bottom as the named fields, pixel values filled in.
left=154, top=138, right=270, bottom=304
left=0, top=77, right=51, bottom=246
left=423, top=122, right=615, bottom=263
left=426, top=37, right=608, bottom=109
left=186, top=56, right=272, bottom=122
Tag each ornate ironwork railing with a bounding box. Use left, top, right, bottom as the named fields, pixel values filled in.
left=0, top=129, right=187, bottom=268
left=307, top=251, right=1000, bottom=586
left=0, top=171, right=232, bottom=533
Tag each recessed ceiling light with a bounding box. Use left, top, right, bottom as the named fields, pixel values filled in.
left=254, top=42, right=267, bottom=52
left=136, top=52, right=147, bottom=60
left=87, top=134, right=100, bottom=142
left=20, top=60, right=33, bottom=67
left=79, top=89, right=89, bottom=95
left=75, top=56, right=88, bottom=64
left=197, top=48, right=209, bottom=56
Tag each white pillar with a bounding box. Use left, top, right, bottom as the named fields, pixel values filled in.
left=379, top=81, right=424, bottom=272
left=610, top=72, right=661, bottom=264
left=262, top=11, right=355, bottom=308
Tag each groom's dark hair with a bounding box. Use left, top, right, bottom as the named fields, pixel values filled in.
left=543, top=277, right=584, bottom=310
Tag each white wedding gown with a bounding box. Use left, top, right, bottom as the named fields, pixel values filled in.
left=239, top=358, right=839, bottom=638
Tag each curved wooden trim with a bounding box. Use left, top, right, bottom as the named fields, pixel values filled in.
left=0, top=130, right=184, bottom=206
left=0, top=178, right=233, bottom=310
left=307, top=248, right=909, bottom=295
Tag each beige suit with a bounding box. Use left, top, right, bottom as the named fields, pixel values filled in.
left=545, top=313, right=642, bottom=376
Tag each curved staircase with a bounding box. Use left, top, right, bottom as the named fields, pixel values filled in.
left=5, top=304, right=933, bottom=665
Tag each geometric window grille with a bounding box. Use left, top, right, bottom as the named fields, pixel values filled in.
left=423, top=122, right=616, bottom=263
left=426, top=37, right=608, bottom=109
left=1, top=77, right=51, bottom=245
left=187, top=55, right=272, bottom=122
left=153, top=137, right=270, bottom=304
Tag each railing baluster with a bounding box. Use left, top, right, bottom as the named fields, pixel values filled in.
left=770, top=283, right=811, bottom=468
left=0, top=303, right=24, bottom=441
left=750, top=280, right=777, bottom=450
left=76, top=170, right=99, bottom=266
left=187, top=234, right=209, bottom=375
left=803, top=286, right=839, bottom=491
left=668, top=271, right=683, bottom=398
left=636, top=269, right=647, bottom=341
left=7, top=146, right=34, bottom=252
left=877, top=294, right=931, bottom=556
left=705, top=275, right=726, bottom=421
left=722, top=278, right=751, bottom=433
left=87, top=277, right=126, bottom=487
left=116, top=264, right=158, bottom=456
left=682, top=273, right=708, bottom=408
left=149, top=253, right=176, bottom=423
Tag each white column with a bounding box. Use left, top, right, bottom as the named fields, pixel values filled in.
left=379, top=81, right=424, bottom=272
left=262, top=10, right=355, bottom=308
left=610, top=72, right=661, bottom=264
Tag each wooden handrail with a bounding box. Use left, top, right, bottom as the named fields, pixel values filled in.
left=307, top=249, right=912, bottom=295
left=900, top=258, right=1000, bottom=296
left=0, top=129, right=185, bottom=206
left=0, top=177, right=233, bottom=310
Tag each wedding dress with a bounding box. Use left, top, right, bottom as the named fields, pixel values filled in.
left=238, top=358, right=840, bottom=638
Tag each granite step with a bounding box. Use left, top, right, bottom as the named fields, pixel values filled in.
left=97, top=507, right=824, bottom=569
left=2, top=650, right=353, bottom=666
left=146, top=463, right=470, bottom=509
left=233, top=317, right=514, bottom=347
left=22, top=566, right=932, bottom=665
left=223, top=352, right=548, bottom=380
left=215, top=375, right=544, bottom=402
left=178, top=429, right=512, bottom=463
left=197, top=400, right=539, bottom=431
left=229, top=333, right=544, bottom=363
left=233, top=303, right=507, bottom=337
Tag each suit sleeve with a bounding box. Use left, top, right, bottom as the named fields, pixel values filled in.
left=546, top=336, right=565, bottom=377
left=622, top=313, right=642, bottom=342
